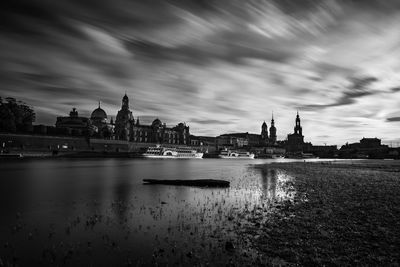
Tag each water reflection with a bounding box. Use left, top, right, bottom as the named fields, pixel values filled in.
left=258, top=167, right=295, bottom=203
left=0, top=158, right=302, bottom=266
left=260, top=168, right=277, bottom=200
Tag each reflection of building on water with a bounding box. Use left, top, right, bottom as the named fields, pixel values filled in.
left=260, top=168, right=277, bottom=200
left=259, top=168, right=295, bottom=202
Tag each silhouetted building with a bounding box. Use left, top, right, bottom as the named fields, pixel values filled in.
left=216, top=132, right=262, bottom=149
left=286, top=111, right=304, bottom=153
left=90, top=102, right=114, bottom=138
left=56, top=108, right=92, bottom=136
left=304, top=144, right=338, bottom=158
left=131, top=119, right=190, bottom=145
left=261, top=121, right=268, bottom=143
left=360, top=137, right=381, bottom=148
left=339, top=137, right=389, bottom=158
left=190, top=136, right=216, bottom=148
left=115, top=93, right=134, bottom=141
left=269, top=114, right=277, bottom=144
left=112, top=93, right=190, bottom=144
left=217, top=134, right=248, bottom=149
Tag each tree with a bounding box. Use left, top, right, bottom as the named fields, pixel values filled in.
left=0, top=97, right=36, bottom=133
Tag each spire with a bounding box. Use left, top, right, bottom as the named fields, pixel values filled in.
left=98, top=101, right=101, bottom=108
left=122, top=92, right=129, bottom=109
left=294, top=110, right=302, bottom=135
left=269, top=111, right=277, bottom=143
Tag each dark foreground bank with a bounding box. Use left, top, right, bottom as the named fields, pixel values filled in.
left=241, top=160, right=400, bottom=265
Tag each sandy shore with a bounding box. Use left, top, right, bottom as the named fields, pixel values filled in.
left=241, top=160, right=400, bottom=265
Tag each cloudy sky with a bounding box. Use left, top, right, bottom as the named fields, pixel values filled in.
left=1, top=0, right=400, bottom=145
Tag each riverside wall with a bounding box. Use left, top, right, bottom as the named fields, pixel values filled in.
left=0, top=133, right=215, bottom=155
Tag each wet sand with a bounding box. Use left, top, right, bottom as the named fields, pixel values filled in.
left=242, top=160, right=400, bottom=265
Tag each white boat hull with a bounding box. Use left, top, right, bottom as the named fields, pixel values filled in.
left=143, top=153, right=203, bottom=159
left=219, top=154, right=255, bottom=159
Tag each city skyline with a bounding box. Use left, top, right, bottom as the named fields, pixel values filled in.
left=1, top=0, right=400, bottom=145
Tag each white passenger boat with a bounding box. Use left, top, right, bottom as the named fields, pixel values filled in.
left=218, top=149, right=255, bottom=159
left=143, top=145, right=203, bottom=159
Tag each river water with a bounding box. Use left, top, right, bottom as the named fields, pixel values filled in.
left=0, top=158, right=324, bottom=266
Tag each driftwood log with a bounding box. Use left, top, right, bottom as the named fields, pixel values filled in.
left=143, top=179, right=230, bottom=188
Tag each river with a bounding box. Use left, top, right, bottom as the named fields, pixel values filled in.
left=0, top=158, right=326, bottom=266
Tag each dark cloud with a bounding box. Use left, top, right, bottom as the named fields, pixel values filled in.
left=301, top=76, right=378, bottom=110
left=1, top=1, right=82, bottom=38
left=350, top=77, right=378, bottom=91
left=386, top=117, right=400, bottom=122
left=126, top=38, right=294, bottom=65
left=391, top=87, right=400, bottom=93
left=301, top=97, right=354, bottom=110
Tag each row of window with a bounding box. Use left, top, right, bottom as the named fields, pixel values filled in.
left=132, top=137, right=185, bottom=144
left=132, top=130, right=183, bottom=139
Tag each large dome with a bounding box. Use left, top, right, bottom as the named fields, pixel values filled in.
left=152, top=118, right=162, bottom=127
left=91, top=107, right=107, bottom=120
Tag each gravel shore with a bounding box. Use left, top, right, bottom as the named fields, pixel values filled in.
left=242, top=160, right=400, bottom=266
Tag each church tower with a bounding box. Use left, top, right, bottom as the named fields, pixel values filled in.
left=261, top=121, right=268, bottom=141
left=122, top=93, right=129, bottom=110
left=287, top=111, right=304, bottom=153
left=115, top=92, right=134, bottom=141
left=294, top=111, right=302, bottom=136
left=269, top=113, right=277, bottom=144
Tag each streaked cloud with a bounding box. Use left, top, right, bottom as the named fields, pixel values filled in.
left=1, top=0, right=400, bottom=145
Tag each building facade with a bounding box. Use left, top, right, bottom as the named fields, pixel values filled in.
left=90, top=102, right=114, bottom=139
left=56, top=108, right=90, bottom=132
left=131, top=119, right=190, bottom=145
left=286, top=111, right=304, bottom=153
left=114, top=94, right=134, bottom=141
left=112, top=93, right=191, bottom=145
left=261, top=121, right=268, bottom=143
left=55, top=93, right=190, bottom=144
left=269, top=114, right=277, bottom=144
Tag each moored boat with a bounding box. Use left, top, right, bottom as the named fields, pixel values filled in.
left=218, top=149, right=255, bottom=159
left=0, top=153, right=23, bottom=159
left=143, top=145, right=203, bottom=159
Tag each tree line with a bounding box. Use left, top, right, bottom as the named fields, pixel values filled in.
left=0, top=97, right=36, bottom=133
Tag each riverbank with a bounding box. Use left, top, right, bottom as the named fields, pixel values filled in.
left=242, top=160, right=400, bottom=265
